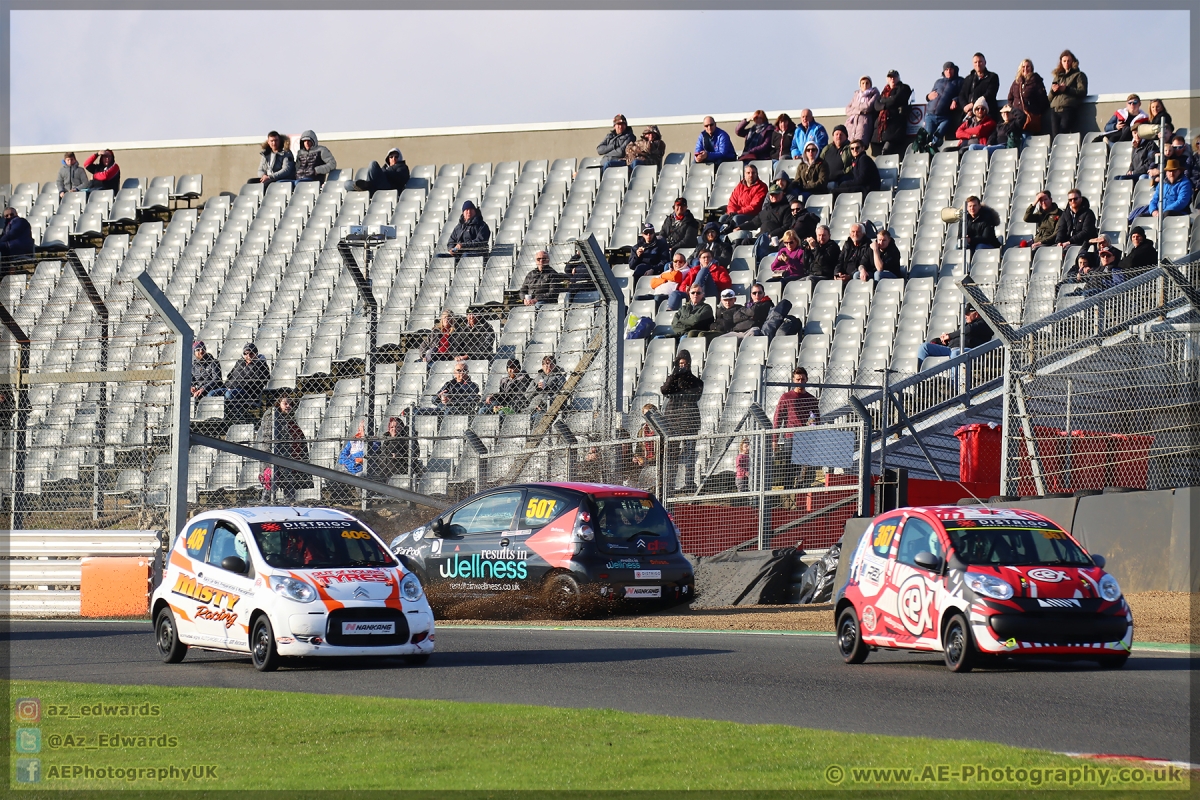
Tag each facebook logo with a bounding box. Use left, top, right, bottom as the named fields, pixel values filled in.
left=15, top=758, right=41, bottom=783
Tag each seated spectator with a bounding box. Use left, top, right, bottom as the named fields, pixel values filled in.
left=597, top=114, right=636, bottom=169
left=431, top=363, right=480, bottom=415
left=629, top=223, right=671, bottom=285
left=1102, top=94, right=1149, bottom=143
left=1173, top=134, right=1199, bottom=199
left=831, top=140, right=880, bottom=197
left=725, top=282, right=774, bottom=338
left=693, top=222, right=731, bottom=267
left=671, top=285, right=714, bottom=338
left=1061, top=251, right=1109, bottom=295
left=736, top=110, right=773, bottom=161
left=837, top=224, right=872, bottom=282
left=625, top=125, right=665, bottom=170
left=1115, top=126, right=1159, bottom=182
left=845, top=78, right=879, bottom=151
left=519, top=250, right=567, bottom=305
left=57, top=152, right=88, bottom=197
left=803, top=224, right=840, bottom=284
left=923, top=63, right=964, bottom=148
left=1007, top=59, right=1048, bottom=136
left=660, top=197, right=700, bottom=255
left=83, top=150, right=120, bottom=192
left=294, top=131, right=336, bottom=183
left=989, top=105, right=1027, bottom=153
left=694, top=117, right=736, bottom=165
left=1055, top=189, right=1097, bottom=247
left=767, top=229, right=807, bottom=286
left=208, top=343, right=271, bottom=417
left=459, top=311, right=494, bottom=359
left=771, top=172, right=804, bottom=202
left=1147, top=99, right=1173, bottom=140
left=422, top=310, right=462, bottom=362
left=481, top=359, right=534, bottom=414
left=959, top=53, right=1000, bottom=122
left=1024, top=192, right=1062, bottom=250
left=820, top=125, right=853, bottom=181
left=1140, top=160, right=1193, bottom=220
left=0, top=208, right=36, bottom=260
left=710, top=288, right=740, bottom=335
left=916, top=305, right=993, bottom=367
left=871, top=70, right=912, bottom=156
left=746, top=182, right=793, bottom=263
left=253, top=131, right=295, bottom=185
left=268, top=395, right=311, bottom=502
left=789, top=109, right=829, bottom=159
left=794, top=143, right=830, bottom=199
left=355, top=148, right=409, bottom=194
left=339, top=420, right=370, bottom=476
left=1047, top=50, right=1088, bottom=137
left=1096, top=246, right=1124, bottom=286
left=375, top=412, right=422, bottom=478
left=770, top=114, right=796, bottom=161
left=445, top=200, right=491, bottom=256
left=1117, top=226, right=1158, bottom=279
left=718, top=163, right=768, bottom=237
left=787, top=197, right=819, bottom=242
left=955, top=99, right=996, bottom=149
left=671, top=250, right=731, bottom=310
left=650, top=253, right=689, bottom=297
left=533, top=355, right=566, bottom=395
left=963, top=196, right=1002, bottom=252
left=860, top=227, right=904, bottom=282
left=189, top=340, right=223, bottom=408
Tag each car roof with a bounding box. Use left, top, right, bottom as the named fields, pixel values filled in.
left=537, top=482, right=653, bottom=498
left=897, top=505, right=1056, bottom=524
left=197, top=507, right=360, bottom=524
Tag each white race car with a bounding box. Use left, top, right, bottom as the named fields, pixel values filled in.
left=151, top=507, right=435, bottom=671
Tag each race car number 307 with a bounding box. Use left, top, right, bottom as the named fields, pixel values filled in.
left=342, top=621, right=395, bottom=635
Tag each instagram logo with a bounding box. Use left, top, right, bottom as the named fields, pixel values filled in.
left=14, top=698, right=40, bottom=723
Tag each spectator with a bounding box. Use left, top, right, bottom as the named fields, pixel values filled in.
left=831, top=140, right=881, bottom=197
left=519, top=250, right=566, bottom=305
left=787, top=197, right=819, bottom=242
left=694, top=223, right=732, bottom=267
left=0, top=208, right=35, bottom=260
left=533, top=355, right=566, bottom=396
left=803, top=224, right=840, bottom=284
left=954, top=98, right=995, bottom=149
left=674, top=249, right=732, bottom=309
left=294, top=131, right=337, bottom=183
left=747, top=182, right=793, bottom=263
left=860, top=227, right=904, bottom=282
left=56, top=152, right=88, bottom=197
left=445, top=200, right=491, bottom=256
left=923, top=63, right=964, bottom=148
left=790, top=109, right=829, bottom=159
left=963, top=196, right=1002, bottom=252
left=459, top=311, right=494, bottom=359
left=376, top=412, right=422, bottom=479
left=670, top=285, right=714, bottom=338
left=916, top=304, right=994, bottom=367
left=959, top=53, right=1000, bottom=122
left=1116, top=226, right=1158, bottom=279
left=872, top=70, right=912, bottom=156
left=355, top=148, right=409, bottom=194
left=771, top=171, right=804, bottom=202
left=189, top=340, right=223, bottom=408
left=767, top=229, right=807, bottom=286
left=711, top=288, right=741, bottom=335
left=629, top=223, right=671, bottom=284
left=338, top=420, right=371, bottom=476
left=630, top=403, right=659, bottom=487
left=694, top=117, right=736, bottom=165
left=660, top=350, right=704, bottom=492
left=431, top=362, right=480, bottom=414
left=1119, top=126, right=1159, bottom=182
left=735, top=110, right=773, bottom=161
left=820, top=125, right=853, bottom=181
left=1047, top=50, right=1088, bottom=137
left=660, top=197, right=700, bottom=255
left=1147, top=99, right=1173, bottom=140
left=731, top=283, right=773, bottom=339
left=837, top=224, right=872, bottom=282
left=770, top=114, right=797, bottom=161
left=1023, top=191, right=1062, bottom=250
left=1142, top=160, right=1193, bottom=219
left=1061, top=251, right=1108, bottom=295
left=422, top=310, right=462, bottom=362
left=1055, top=189, right=1097, bottom=247
left=83, top=149, right=120, bottom=192
left=268, top=395, right=311, bottom=503
left=718, top=163, right=768, bottom=237
left=1007, top=59, right=1048, bottom=135
left=1096, top=246, right=1124, bottom=287
left=773, top=368, right=819, bottom=489
left=1103, top=94, right=1149, bottom=143
left=208, top=343, right=271, bottom=418
left=625, top=125, right=665, bottom=170
left=991, top=105, right=1027, bottom=153
left=735, top=439, right=751, bottom=492
left=253, top=131, right=295, bottom=185
left=845, top=77, right=880, bottom=148
left=1177, top=135, right=1200, bottom=202
left=794, top=142, right=830, bottom=199
left=481, top=359, right=533, bottom=414
left=650, top=252, right=689, bottom=298
left=597, top=114, right=636, bottom=169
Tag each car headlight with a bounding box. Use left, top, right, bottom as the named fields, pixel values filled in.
left=400, top=572, right=423, bottom=602
left=966, top=572, right=1014, bottom=600
left=270, top=576, right=317, bottom=603
left=1098, top=573, right=1122, bottom=602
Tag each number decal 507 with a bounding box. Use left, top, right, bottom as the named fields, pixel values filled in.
left=525, top=498, right=558, bottom=522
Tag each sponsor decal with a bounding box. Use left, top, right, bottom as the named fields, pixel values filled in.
left=342, top=621, right=396, bottom=635
left=625, top=586, right=661, bottom=598
left=395, top=547, right=422, bottom=558
left=261, top=522, right=281, bottom=531
left=861, top=605, right=878, bottom=631
left=276, top=636, right=296, bottom=644
left=184, top=526, right=208, bottom=552
left=1037, top=598, right=1081, bottom=608
left=1027, top=568, right=1068, bottom=583
left=172, top=574, right=241, bottom=630
left=634, top=538, right=670, bottom=554
left=634, top=569, right=662, bottom=580
left=308, top=569, right=393, bottom=587
left=439, top=553, right=528, bottom=580
left=897, top=574, right=933, bottom=636
left=431, top=539, right=442, bottom=555
left=606, top=559, right=641, bottom=569
left=340, top=530, right=372, bottom=540
left=649, top=559, right=669, bottom=565
left=524, top=496, right=559, bottom=524
left=447, top=582, right=520, bottom=591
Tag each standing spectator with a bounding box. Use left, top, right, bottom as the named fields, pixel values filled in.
left=916, top=305, right=993, bottom=367
left=660, top=350, right=704, bottom=492
left=1007, top=59, right=1049, bottom=135
left=375, top=412, right=422, bottom=479
left=294, top=131, right=337, bottom=183
left=1147, top=99, right=1173, bottom=140
left=803, top=224, right=840, bottom=284
left=431, top=363, right=480, bottom=415
left=845, top=77, right=880, bottom=148
left=1116, top=226, right=1158, bottom=279
left=422, top=310, right=462, bottom=362
left=787, top=197, right=819, bottom=242
left=630, top=403, right=659, bottom=488
left=1023, top=191, right=1062, bottom=250
left=1103, top=95, right=1149, bottom=143
left=671, top=285, right=714, bottom=339
left=355, top=148, right=409, bottom=194
left=770, top=114, right=796, bottom=161
left=253, top=131, right=295, bottom=185
left=660, top=197, right=700, bottom=255
left=955, top=99, right=996, bottom=149
left=1119, top=126, right=1159, bottom=181
left=767, top=229, right=806, bottom=286
left=923, top=63, right=964, bottom=148
left=695, top=222, right=732, bottom=267
left=735, top=439, right=751, bottom=492
left=0, top=208, right=35, bottom=260
left=773, top=368, right=819, bottom=489
left=269, top=396, right=311, bottom=503
left=837, top=224, right=872, bottom=282
left=519, top=250, right=566, bottom=305
left=735, top=110, right=773, bottom=161
left=694, top=117, right=736, bottom=165
left=860, top=227, right=904, bottom=281
left=831, top=140, right=881, bottom=196
left=189, top=340, right=223, bottom=408
left=597, top=114, right=636, bottom=169
left=626, top=125, right=665, bottom=170
left=820, top=125, right=853, bottom=180
left=747, top=183, right=793, bottom=263
left=629, top=223, right=671, bottom=284
left=209, top=343, right=271, bottom=418
left=711, top=288, right=741, bottom=335
left=83, top=150, right=120, bottom=192
left=794, top=143, right=830, bottom=199
left=718, top=163, right=768, bottom=236
left=959, top=53, right=1000, bottom=122
left=963, top=196, right=1002, bottom=251
left=872, top=70, right=912, bottom=156
left=1143, top=160, right=1193, bottom=219
left=789, top=109, right=829, bottom=159
left=56, top=152, right=88, bottom=197
left=1056, top=189, right=1097, bottom=247
left=481, top=359, right=534, bottom=414
left=445, top=200, right=491, bottom=256
left=338, top=420, right=370, bottom=476
left=1047, top=50, right=1088, bottom=137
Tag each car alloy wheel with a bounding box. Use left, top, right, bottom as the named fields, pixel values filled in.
left=251, top=616, right=281, bottom=672
left=837, top=607, right=869, bottom=664
left=155, top=608, right=187, bottom=664
left=943, top=613, right=977, bottom=673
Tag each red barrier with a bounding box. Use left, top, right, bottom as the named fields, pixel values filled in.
left=953, top=423, right=1003, bottom=484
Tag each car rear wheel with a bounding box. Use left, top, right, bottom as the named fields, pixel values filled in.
left=251, top=616, right=281, bottom=672
left=837, top=607, right=870, bottom=664
left=543, top=573, right=581, bottom=617
left=154, top=607, right=187, bottom=664
left=1098, top=653, right=1129, bottom=669
left=942, top=613, right=978, bottom=673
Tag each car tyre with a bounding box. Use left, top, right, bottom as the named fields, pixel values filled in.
left=942, top=613, right=978, bottom=673
left=1098, top=653, right=1129, bottom=669
left=403, top=654, right=430, bottom=666
left=543, top=573, right=582, bottom=617
left=251, top=616, right=281, bottom=672
left=837, top=606, right=870, bottom=664
left=154, top=607, right=187, bottom=664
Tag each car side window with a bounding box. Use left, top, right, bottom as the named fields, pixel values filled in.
left=449, top=491, right=522, bottom=535
left=181, top=520, right=214, bottom=560
left=519, top=490, right=575, bottom=529
left=896, top=517, right=943, bottom=569
left=871, top=516, right=902, bottom=558
left=206, top=522, right=250, bottom=573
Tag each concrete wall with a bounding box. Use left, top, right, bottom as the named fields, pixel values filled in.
left=7, top=90, right=1195, bottom=203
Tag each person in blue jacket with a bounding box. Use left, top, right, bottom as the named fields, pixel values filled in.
left=789, top=109, right=829, bottom=158
left=0, top=208, right=35, bottom=260
left=339, top=420, right=370, bottom=476
left=1129, top=160, right=1193, bottom=221
left=694, top=117, right=736, bottom=165
left=922, top=62, right=964, bottom=148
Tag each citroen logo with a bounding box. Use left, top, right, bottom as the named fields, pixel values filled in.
left=352, top=586, right=370, bottom=599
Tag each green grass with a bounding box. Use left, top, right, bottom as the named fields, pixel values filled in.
left=6, top=680, right=1189, bottom=792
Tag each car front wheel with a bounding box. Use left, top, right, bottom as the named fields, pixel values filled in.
left=251, top=616, right=281, bottom=672
left=837, top=607, right=869, bottom=664
left=942, top=613, right=978, bottom=673
left=154, top=607, right=187, bottom=664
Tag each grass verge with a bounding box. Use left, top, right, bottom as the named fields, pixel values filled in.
left=7, top=680, right=1189, bottom=791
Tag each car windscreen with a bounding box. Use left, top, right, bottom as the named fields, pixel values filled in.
left=944, top=519, right=1091, bottom=566
left=250, top=520, right=397, bottom=570
left=593, top=497, right=678, bottom=555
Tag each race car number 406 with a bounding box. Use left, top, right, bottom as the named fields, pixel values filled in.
left=342, top=621, right=395, bottom=635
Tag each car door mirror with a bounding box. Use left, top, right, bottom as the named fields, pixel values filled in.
left=1091, top=553, right=1106, bottom=569
left=220, top=555, right=248, bottom=574
left=914, top=551, right=943, bottom=572
left=431, top=518, right=448, bottom=538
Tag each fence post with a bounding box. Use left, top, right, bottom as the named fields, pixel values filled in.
left=848, top=397, right=874, bottom=518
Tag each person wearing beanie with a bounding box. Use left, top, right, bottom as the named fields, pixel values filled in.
left=660, top=349, right=704, bottom=492
left=294, top=130, right=337, bottom=183
left=923, top=62, right=964, bottom=148
left=819, top=125, right=853, bottom=181
left=355, top=147, right=409, bottom=194
left=56, top=152, right=88, bottom=197
left=694, top=221, right=732, bottom=267
left=445, top=199, right=491, bottom=256
left=0, top=207, right=35, bottom=262
left=481, top=359, right=533, bottom=415
left=189, top=340, right=223, bottom=407
left=597, top=114, right=636, bottom=170
left=252, top=131, right=295, bottom=185
left=659, top=197, right=699, bottom=255
left=1117, top=226, right=1158, bottom=280
left=83, top=149, right=120, bottom=192
left=746, top=182, right=794, bottom=263
left=210, top=342, right=271, bottom=419
left=1062, top=250, right=1108, bottom=295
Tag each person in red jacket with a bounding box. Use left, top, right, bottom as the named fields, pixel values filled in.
left=954, top=99, right=995, bottom=149
left=83, top=149, right=121, bottom=192
left=718, top=163, right=767, bottom=237
left=665, top=249, right=733, bottom=311
left=773, top=367, right=821, bottom=490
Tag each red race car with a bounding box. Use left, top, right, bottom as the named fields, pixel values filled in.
left=835, top=505, right=1133, bottom=672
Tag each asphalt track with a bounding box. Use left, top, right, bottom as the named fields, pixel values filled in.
left=8, top=620, right=1194, bottom=763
